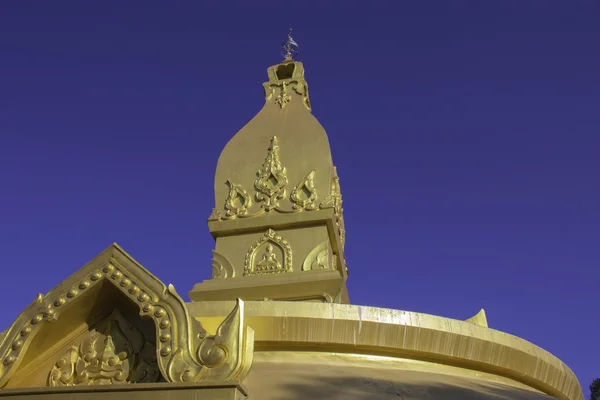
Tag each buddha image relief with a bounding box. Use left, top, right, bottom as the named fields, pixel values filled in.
left=244, top=229, right=292, bottom=276
left=255, top=244, right=282, bottom=273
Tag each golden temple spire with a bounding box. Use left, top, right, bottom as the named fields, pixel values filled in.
left=190, top=37, right=348, bottom=304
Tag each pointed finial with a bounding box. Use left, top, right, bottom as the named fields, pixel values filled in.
left=281, top=28, right=299, bottom=60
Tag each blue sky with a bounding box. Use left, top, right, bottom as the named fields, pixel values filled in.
left=0, top=1, right=598, bottom=396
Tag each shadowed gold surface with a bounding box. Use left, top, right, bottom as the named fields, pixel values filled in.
left=245, top=352, right=561, bottom=400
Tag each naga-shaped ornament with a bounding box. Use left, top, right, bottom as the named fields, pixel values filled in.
left=224, top=180, right=251, bottom=218
left=254, top=137, right=288, bottom=210
left=290, top=169, right=318, bottom=210
left=0, top=245, right=254, bottom=388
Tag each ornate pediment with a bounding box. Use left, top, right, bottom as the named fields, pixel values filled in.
left=0, top=244, right=254, bottom=388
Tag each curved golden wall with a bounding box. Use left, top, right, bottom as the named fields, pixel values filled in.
left=189, top=301, right=583, bottom=400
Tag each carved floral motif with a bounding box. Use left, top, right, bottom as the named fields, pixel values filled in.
left=320, top=168, right=345, bottom=248
left=209, top=137, right=345, bottom=254
left=244, top=229, right=292, bottom=276
left=292, top=81, right=311, bottom=111
left=254, top=137, right=288, bottom=210
left=211, top=141, right=325, bottom=220
left=264, top=80, right=311, bottom=111
left=224, top=180, right=251, bottom=218
left=290, top=169, right=318, bottom=210
left=211, top=251, right=235, bottom=279
left=302, top=242, right=331, bottom=271
left=208, top=208, right=224, bottom=221
left=275, top=81, right=291, bottom=109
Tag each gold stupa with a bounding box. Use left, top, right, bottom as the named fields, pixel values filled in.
left=0, top=31, right=583, bottom=400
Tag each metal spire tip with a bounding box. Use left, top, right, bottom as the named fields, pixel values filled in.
left=281, top=28, right=299, bottom=60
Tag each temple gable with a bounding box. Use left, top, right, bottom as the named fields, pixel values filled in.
left=0, top=244, right=253, bottom=390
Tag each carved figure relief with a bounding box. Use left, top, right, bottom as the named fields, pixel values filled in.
left=254, top=137, right=288, bottom=210
left=290, top=169, right=318, bottom=210
left=224, top=181, right=251, bottom=219
left=302, top=242, right=331, bottom=271
left=48, top=309, right=159, bottom=386
left=244, top=229, right=292, bottom=276
left=211, top=251, right=235, bottom=279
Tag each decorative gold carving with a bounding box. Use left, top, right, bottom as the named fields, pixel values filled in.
left=313, top=250, right=329, bottom=270
left=264, top=79, right=311, bottom=111
left=291, top=81, right=311, bottom=111
left=302, top=242, right=331, bottom=271
left=48, top=309, right=159, bottom=386
left=166, top=299, right=253, bottom=382
left=0, top=245, right=254, bottom=387
left=290, top=169, right=318, bottom=210
left=244, top=229, right=292, bottom=276
left=210, top=139, right=323, bottom=220
left=208, top=208, right=224, bottom=221
left=224, top=180, right=251, bottom=219
left=320, top=167, right=345, bottom=248
left=275, top=81, right=291, bottom=109
left=254, top=137, right=288, bottom=210
left=211, top=250, right=235, bottom=279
